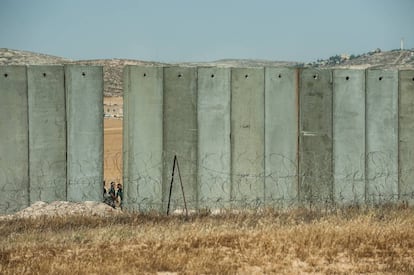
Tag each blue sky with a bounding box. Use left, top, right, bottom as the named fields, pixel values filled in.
left=0, top=0, right=413, bottom=62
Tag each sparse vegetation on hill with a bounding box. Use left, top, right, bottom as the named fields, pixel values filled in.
left=1, top=47, right=413, bottom=97
left=312, top=48, right=414, bottom=69
left=0, top=48, right=70, bottom=65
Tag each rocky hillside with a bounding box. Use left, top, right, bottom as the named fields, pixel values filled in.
left=0, top=48, right=163, bottom=96
left=313, top=49, right=414, bottom=69
left=1, top=48, right=413, bottom=96
left=74, top=59, right=164, bottom=96
left=0, top=48, right=71, bottom=65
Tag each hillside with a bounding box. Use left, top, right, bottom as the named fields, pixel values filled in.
left=0, top=48, right=164, bottom=96
left=1, top=48, right=413, bottom=96
left=0, top=48, right=71, bottom=65
left=313, top=49, right=414, bottom=69
left=74, top=59, right=164, bottom=96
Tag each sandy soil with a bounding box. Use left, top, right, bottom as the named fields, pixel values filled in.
left=104, top=96, right=123, bottom=105
left=104, top=118, right=122, bottom=184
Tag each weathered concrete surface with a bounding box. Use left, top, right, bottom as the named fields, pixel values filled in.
left=366, top=70, right=398, bottom=203
left=264, top=67, right=298, bottom=206
left=0, top=66, right=29, bottom=214
left=28, top=66, right=66, bottom=203
left=231, top=67, right=265, bottom=205
left=299, top=69, right=333, bottom=204
left=399, top=70, right=414, bottom=202
left=197, top=67, right=231, bottom=208
left=163, top=67, right=198, bottom=210
left=333, top=70, right=365, bottom=204
left=65, top=65, right=103, bottom=202
left=123, top=66, right=163, bottom=211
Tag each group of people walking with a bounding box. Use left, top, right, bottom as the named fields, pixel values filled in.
left=103, top=181, right=123, bottom=209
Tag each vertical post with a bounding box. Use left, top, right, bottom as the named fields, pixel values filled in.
left=166, top=155, right=177, bottom=215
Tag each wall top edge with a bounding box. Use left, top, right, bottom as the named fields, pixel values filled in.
left=0, top=65, right=104, bottom=69
left=123, top=65, right=413, bottom=72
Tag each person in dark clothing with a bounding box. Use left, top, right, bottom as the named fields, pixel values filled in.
left=107, top=182, right=116, bottom=208
left=116, top=183, right=123, bottom=210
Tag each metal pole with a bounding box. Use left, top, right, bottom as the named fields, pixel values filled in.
left=166, top=155, right=177, bottom=215
left=175, top=156, right=188, bottom=217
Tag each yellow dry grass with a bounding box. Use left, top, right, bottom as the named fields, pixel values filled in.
left=1, top=206, right=414, bottom=274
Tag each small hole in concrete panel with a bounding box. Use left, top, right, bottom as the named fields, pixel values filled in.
left=245, top=74, right=249, bottom=79
left=82, top=72, right=86, bottom=77
left=211, top=74, right=215, bottom=78
left=278, top=74, right=282, bottom=78
left=43, top=73, right=47, bottom=77
left=4, top=73, right=8, bottom=78
left=345, top=76, right=350, bottom=80
left=178, top=73, right=182, bottom=78
left=379, top=76, right=383, bottom=81
left=412, top=77, right=414, bottom=81
left=143, top=73, right=147, bottom=77
left=313, top=74, right=319, bottom=80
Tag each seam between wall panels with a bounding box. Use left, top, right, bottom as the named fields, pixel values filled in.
left=195, top=67, right=199, bottom=209
left=263, top=67, right=266, bottom=204
left=330, top=70, right=334, bottom=203
left=160, top=67, right=164, bottom=212
left=331, top=70, right=335, bottom=203
left=364, top=69, right=368, bottom=204
left=397, top=70, right=401, bottom=200
left=296, top=68, right=301, bottom=204
left=162, top=67, right=166, bottom=209
left=63, top=66, right=68, bottom=201
left=25, top=66, right=30, bottom=207
left=229, top=68, right=233, bottom=202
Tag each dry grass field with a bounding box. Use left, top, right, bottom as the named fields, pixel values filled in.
left=1, top=207, right=414, bottom=274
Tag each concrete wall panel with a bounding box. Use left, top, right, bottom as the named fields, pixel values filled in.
left=366, top=70, right=398, bottom=203
left=333, top=70, right=365, bottom=204
left=399, top=70, right=414, bottom=202
left=123, top=66, right=163, bottom=211
left=197, top=67, right=231, bottom=208
left=264, top=67, right=298, bottom=206
left=231, top=68, right=265, bottom=205
left=28, top=66, right=66, bottom=203
left=299, top=69, right=333, bottom=204
left=163, top=67, right=198, bottom=210
left=0, top=66, right=29, bottom=213
left=65, top=65, right=103, bottom=202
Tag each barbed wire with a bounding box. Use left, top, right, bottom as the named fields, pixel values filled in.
left=123, top=150, right=414, bottom=212
left=1, top=149, right=413, bottom=214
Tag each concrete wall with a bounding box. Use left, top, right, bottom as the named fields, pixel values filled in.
left=399, top=70, right=414, bottom=202
left=0, top=66, right=29, bottom=213
left=264, top=67, right=298, bottom=206
left=0, top=65, right=103, bottom=214
left=163, top=67, right=198, bottom=210
left=333, top=70, right=365, bottom=204
left=231, top=68, right=265, bottom=206
left=28, top=66, right=66, bottom=203
left=299, top=69, right=333, bottom=204
left=123, top=66, right=414, bottom=210
left=3, top=65, right=413, bottom=213
left=66, top=65, right=104, bottom=202
left=366, top=70, right=398, bottom=203
left=197, top=67, right=231, bottom=208
left=123, top=66, right=163, bottom=211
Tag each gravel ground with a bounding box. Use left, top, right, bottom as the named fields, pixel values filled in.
left=0, top=201, right=122, bottom=220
